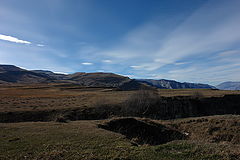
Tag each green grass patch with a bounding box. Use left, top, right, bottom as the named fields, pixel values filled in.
left=0, top=121, right=234, bottom=160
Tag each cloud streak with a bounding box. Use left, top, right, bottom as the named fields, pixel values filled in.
left=82, top=62, right=93, bottom=65
left=103, top=0, right=239, bottom=63
left=0, top=0, right=239, bottom=85
left=94, top=0, right=240, bottom=84
left=0, top=34, right=31, bottom=44
left=102, top=59, right=112, bottom=63
left=37, top=44, right=45, bottom=47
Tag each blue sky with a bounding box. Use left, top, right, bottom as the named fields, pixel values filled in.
left=0, top=0, right=240, bottom=85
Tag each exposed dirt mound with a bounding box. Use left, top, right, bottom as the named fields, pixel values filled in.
left=98, top=118, right=186, bottom=145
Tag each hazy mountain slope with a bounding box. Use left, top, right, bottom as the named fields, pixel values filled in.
left=0, top=65, right=52, bottom=83
left=67, top=72, right=134, bottom=88
left=0, top=65, right=25, bottom=72
left=138, top=79, right=216, bottom=89
left=0, top=64, right=216, bottom=90
left=217, top=82, right=240, bottom=90
left=0, top=65, right=149, bottom=90
left=31, top=70, right=67, bottom=80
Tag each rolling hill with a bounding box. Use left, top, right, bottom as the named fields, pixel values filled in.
left=0, top=64, right=218, bottom=90
left=0, top=65, right=52, bottom=83
left=0, top=65, right=148, bottom=90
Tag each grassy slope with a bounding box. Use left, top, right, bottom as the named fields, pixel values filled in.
left=1, top=116, right=240, bottom=160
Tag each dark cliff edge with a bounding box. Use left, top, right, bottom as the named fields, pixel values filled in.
left=1, top=94, right=240, bottom=123
left=126, top=94, right=240, bottom=119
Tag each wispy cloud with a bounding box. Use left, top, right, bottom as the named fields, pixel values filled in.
left=97, top=70, right=105, bottom=72
left=169, top=63, right=240, bottom=85
left=174, top=62, right=188, bottom=65
left=130, top=65, right=142, bottom=69
left=81, top=62, right=93, bottom=65
left=0, top=0, right=239, bottom=85
left=102, top=59, right=112, bottom=63
left=0, top=34, right=31, bottom=44
left=218, top=50, right=240, bottom=57
left=94, top=0, right=240, bottom=84
left=105, top=1, right=238, bottom=61
left=37, top=44, right=45, bottom=47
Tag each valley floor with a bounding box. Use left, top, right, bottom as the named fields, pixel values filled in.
left=1, top=84, right=240, bottom=159
left=0, top=83, right=240, bottom=112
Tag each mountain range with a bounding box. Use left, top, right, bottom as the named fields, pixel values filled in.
left=0, top=65, right=147, bottom=90
left=1, top=64, right=238, bottom=90
left=137, top=79, right=216, bottom=89
left=216, top=82, right=240, bottom=90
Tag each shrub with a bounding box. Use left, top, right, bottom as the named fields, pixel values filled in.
left=192, top=91, right=204, bottom=98
left=54, top=113, right=68, bottom=123
left=122, top=89, right=159, bottom=116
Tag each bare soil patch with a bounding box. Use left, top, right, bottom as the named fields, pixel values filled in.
left=98, top=117, right=186, bottom=145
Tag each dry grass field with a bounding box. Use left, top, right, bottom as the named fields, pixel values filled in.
left=0, top=84, right=134, bottom=112
left=0, top=83, right=240, bottom=112
left=157, top=88, right=240, bottom=97
left=1, top=84, right=240, bottom=159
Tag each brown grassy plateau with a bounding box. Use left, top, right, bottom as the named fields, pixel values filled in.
left=1, top=83, right=240, bottom=112
left=0, top=83, right=133, bottom=112
left=0, top=84, right=240, bottom=159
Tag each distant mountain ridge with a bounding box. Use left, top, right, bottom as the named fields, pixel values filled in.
left=0, top=65, right=149, bottom=90
left=0, top=65, right=25, bottom=72
left=0, top=65, right=53, bottom=83
left=217, top=82, right=240, bottom=90
left=137, top=79, right=216, bottom=89
left=31, top=70, right=67, bottom=80
left=0, top=64, right=217, bottom=90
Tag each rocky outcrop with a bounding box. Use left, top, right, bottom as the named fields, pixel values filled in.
left=138, top=79, right=216, bottom=89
